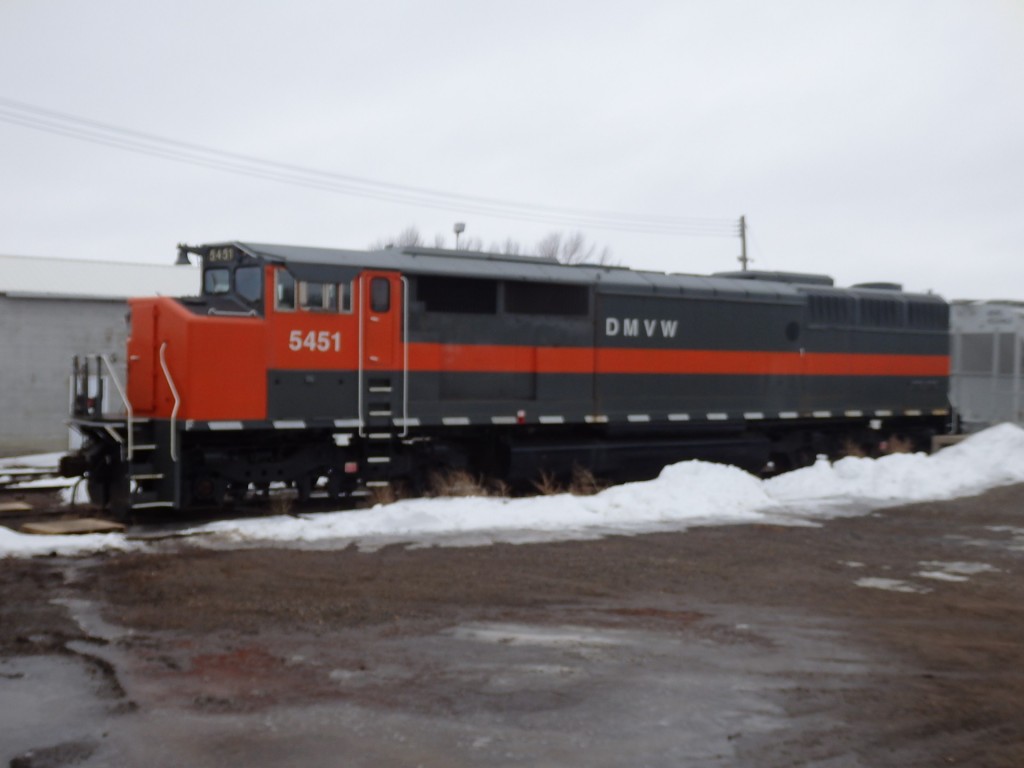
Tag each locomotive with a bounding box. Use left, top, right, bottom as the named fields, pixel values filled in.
left=62, top=241, right=950, bottom=516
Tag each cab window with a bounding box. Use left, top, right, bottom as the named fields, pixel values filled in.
left=275, top=270, right=296, bottom=311
left=300, top=281, right=337, bottom=312
left=204, top=268, right=230, bottom=295
left=371, top=278, right=390, bottom=312
left=339, top=281, right=353, bottom=313
left=235, top=266, right=263, bottom=304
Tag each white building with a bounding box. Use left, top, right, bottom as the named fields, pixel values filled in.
left=0, top=254, right=198, bottom=456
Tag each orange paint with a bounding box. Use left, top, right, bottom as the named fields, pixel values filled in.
left=407, top=342, right=948, bottom=378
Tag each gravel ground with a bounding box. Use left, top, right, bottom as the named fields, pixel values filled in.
left=2, top=485, right=1024, bottom=767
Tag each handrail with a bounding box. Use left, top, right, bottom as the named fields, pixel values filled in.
left=158, top=342, right=182, bottom=462
left=400, top=276, right=410, bottom=438
left=207, top=308, right=258, bottom=317
left=99, top=354, right=133, bottom=460
left=357, top=275, right=365, bottom=437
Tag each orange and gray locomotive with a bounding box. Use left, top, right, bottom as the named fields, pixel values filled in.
left=62, top=241, right=950, bottom=516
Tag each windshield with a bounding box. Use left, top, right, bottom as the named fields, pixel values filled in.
left=235, top=266, right=263, bottom=303
left=203, top=268, right=230, bottom=295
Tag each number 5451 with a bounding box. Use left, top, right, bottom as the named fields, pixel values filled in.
left=289, top=330, right=341, bottom=352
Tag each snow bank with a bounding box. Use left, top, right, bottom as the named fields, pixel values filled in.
left=3, top=424, right=1024, bottom=558
left=0, top=526, right=141, bottom=558
left=765, top=422, right=1024, bottom=503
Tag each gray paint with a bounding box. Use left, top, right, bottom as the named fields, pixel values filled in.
left=0, top=295, right=128, bottom=456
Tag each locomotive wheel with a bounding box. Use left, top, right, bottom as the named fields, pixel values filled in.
left=86, top=457, right=130, bottom=520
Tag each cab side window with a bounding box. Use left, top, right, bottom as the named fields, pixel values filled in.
left=300, top=281, right=337, bottom=312
left=275, top=270, right=296, bottom=311
left=339, top=281, right=354, bottom=313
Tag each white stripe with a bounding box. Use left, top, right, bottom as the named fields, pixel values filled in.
left=813, top=410, right=832, bottom=418
left=904, top=409, right=922, bottom=416
left=844, top=410, right=864, bottom=418
left=779, top=411, right=799, bottom=419
left=874, top=410, right=893, bottom=417
left=273, top=420, right=306, bottom=429
left=185, top=419, right=196, bottom=430
left=706, top=413, right=728, bottom=421
left=743, top=412, right=764, bottom=420
left=491, top=416, right=517, bottom=425
left=442, top=417, right=470, bottom=426
left=932, top=408, right=949, bottom=416
left=208, top=421, right=244, bottom=431
left=539, top=416, right=565, bottom=424
left=668, top=413, right=690, bottom=422
left=367, top=456, right=391, bottom=464
left=393, top=417, right=421, bottom=427
left=334, top=419, right=361, bottom=428
left=584, top=414, right=609, bottom=424
left=627, top=414, right=650, bottom=423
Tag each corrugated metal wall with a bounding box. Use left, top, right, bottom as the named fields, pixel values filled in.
left=0, top=295, right=128, bottom=456
left=950, top=303, right=1024, bottom=432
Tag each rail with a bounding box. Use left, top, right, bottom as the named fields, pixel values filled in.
left=158, top=342, right=182, bottom=462
left=207, top=308, right=258, bottom=317
left=357, top=275, right=365, bottom=437
left=401, top=276, right=410, bottom=437
left=100, top=354, right=134, bottom=460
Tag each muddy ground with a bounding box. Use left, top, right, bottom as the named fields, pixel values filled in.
left=1, top=485, right=1023, bottom=767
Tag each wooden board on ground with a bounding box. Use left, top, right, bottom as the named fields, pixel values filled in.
left=20, top=518, right=126, bottom=536
left=0, top=502, right=34, bottom=514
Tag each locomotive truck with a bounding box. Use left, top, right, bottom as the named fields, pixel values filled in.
left=61, top=241, right=950, bottom=517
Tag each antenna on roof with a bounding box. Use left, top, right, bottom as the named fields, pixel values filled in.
left=737, top=216, right=750, bottom=272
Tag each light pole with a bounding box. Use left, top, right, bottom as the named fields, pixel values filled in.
left=454, top=222, right=466, bottom=250
left=737, top=215, right=750, bottom=271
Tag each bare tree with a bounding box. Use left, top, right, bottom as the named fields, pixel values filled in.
left=371, top=226, right=614, bottom=265
left=489, top=238, right=523, bottom=256
left=536, top=231, right=615, bottom=265
left=368, top=225, right=424, bottom=250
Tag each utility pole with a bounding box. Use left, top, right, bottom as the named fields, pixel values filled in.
left=737, top=215, right=750, bottom=271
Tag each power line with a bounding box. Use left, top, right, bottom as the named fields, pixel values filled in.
left=0, top=97, right=740, bottom=237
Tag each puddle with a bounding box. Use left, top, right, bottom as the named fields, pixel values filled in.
left=915, top=561, right=999, bottom=582
left=854, top=577, right=931, bottom=594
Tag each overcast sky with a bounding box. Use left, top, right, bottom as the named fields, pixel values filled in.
left=1, top=1, right=1021, bottom=299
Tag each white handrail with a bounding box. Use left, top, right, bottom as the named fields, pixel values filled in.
left=100, top=354, right=133, bottom=460
left=401, top=275, right=410, bottom=438
left=357, top=275, right=365, bottom=437
left=158, top=342, right=182, bottom=462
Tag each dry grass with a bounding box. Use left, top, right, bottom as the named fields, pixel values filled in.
left=883, top=435, right=915, bottom=454
left=428, top=469, right=492, bottom=498
left=532, top=466, right=605, bottom=496
left=269, top=490, right=297, bottom=517
left=569, top=465, right=605, bottom=496
left=841, top=439, right=869, bottom=458
left=531, top=470, right=564, bottom=496
left=367, top=483, right=400, bottom=506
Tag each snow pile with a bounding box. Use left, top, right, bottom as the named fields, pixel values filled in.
left=765, top=422, right=1024, bottom=503
left=195, top=460, right=776, bottom=546
left=2, top=423, right=1024, bottom=558
left=0, top=526, right=141, bottom=558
